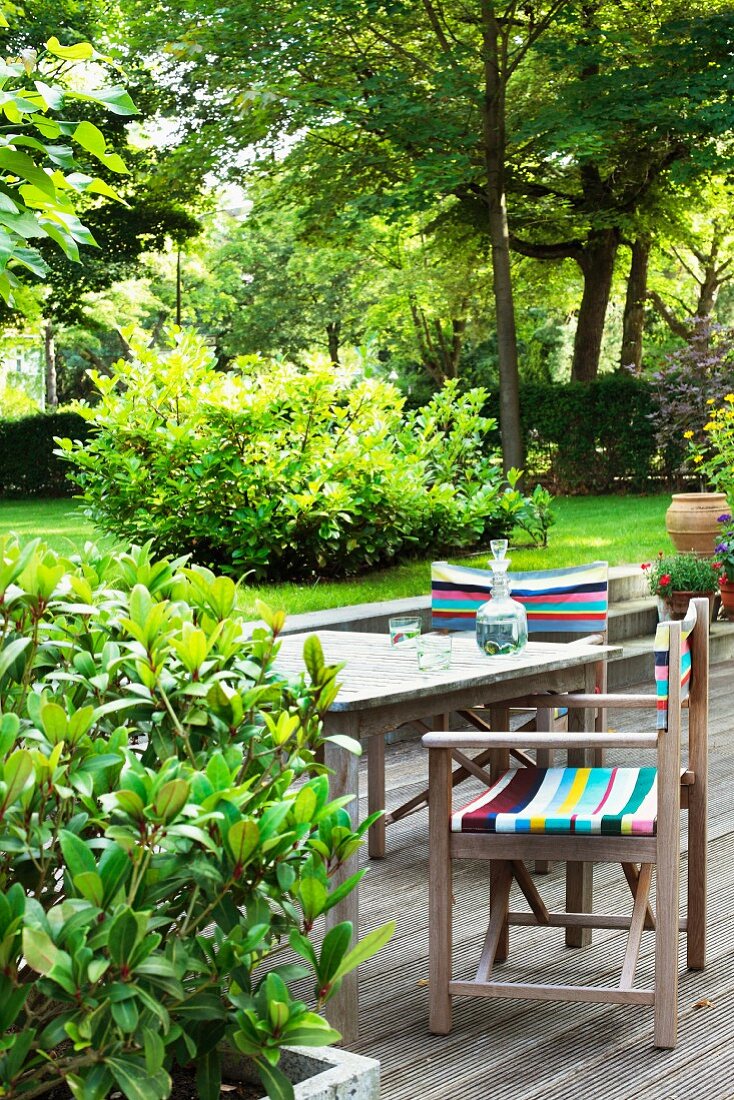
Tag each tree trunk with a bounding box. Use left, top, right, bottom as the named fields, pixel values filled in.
left=571, top=228, right=620, bottom=382
left=326, top=321, right=341, bottom=365
left=620, top=236, right=650, bottom=371
left=695, top=260, right=720, bottom=321
left=44, top=321, right=57, bottom=410
left=446, top=317, right=466, bottom=379
left=480, top=0, right=524, bottom=473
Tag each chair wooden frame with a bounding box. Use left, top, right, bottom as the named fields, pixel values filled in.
left=423, top=597, right=708, bottom=1049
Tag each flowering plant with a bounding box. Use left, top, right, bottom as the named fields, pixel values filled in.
left=639, top=319, right=734, bottom=479
left=686, top=392, right=734, bottom=496
left=642, top=551, right=721, bottom=597
left=715, top=512, right=734, bottom=582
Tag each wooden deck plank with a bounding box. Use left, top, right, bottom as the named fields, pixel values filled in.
left=344, top=661, right=734, bottom=1099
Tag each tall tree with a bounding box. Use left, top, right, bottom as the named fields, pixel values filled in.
left=509, top=6, right=734, bottom=380
left=620, top=235, right=651, bottom=371
left=120, top=0, right=596, bottom=472
left=647, top=212, right=734, bottom=343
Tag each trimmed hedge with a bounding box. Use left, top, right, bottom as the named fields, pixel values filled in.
left=484, top=374, right=663, bottom=493
left=0, top=412, right=89, bottom=497
left=0, top=375, right=669, bottom=499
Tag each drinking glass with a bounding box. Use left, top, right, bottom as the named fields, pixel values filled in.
left=389, top=615, right=421, bottom=648
left=416, top=634, right=452, bottom=672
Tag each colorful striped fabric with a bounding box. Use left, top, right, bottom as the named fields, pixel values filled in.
left=431, top=560, right=608, bottom=634
left=451, top=766, right=657, bottom=836
left=654, top=601, right=696, bottom=731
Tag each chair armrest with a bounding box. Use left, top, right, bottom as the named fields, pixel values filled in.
left=566, top=633, right=605, bottom=648
left=501, top=692, right=658, bottom=709
left=422, top=730, right=659, bottom=750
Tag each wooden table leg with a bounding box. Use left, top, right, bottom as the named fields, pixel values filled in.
left=565, top=664, right=596, bottom=949
left=323, top=715, right=362, bottom=1044
left=367, top=733, right=386, bottom=859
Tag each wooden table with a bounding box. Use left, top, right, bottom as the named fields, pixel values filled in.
left=275, top=630, right=622, bottom=1042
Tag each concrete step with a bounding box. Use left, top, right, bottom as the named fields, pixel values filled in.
left=608, top=564, right=649, bottom=602
left=609, top=618, right=734, bottom=688
left=608, top=596, right=658, bottom=643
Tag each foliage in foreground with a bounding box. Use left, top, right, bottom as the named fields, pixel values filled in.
left=57, top=329, right=552, bottom=580
left=0, top=30, right=135, bottom=306
left=0, top=536, right=391, bottom=1100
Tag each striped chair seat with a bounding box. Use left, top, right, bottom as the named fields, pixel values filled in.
left=451, top=766, right=658, bottom=836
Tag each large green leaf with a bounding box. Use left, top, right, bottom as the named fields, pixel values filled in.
left=330, top=921, right=395, bottom=984
left=1, top=749, right=34, bottom=808
left=317, top=921, right=353, bottom=984
left=107, top=908, right=142, bottom=966
left=195, top=1048, right=222, bottom=1100
left=108, top=1056, right=170, bottom=1100
left=0, top=149, right=57, bottom=199
left=0, top=637, right=31, bottom=682
left=226, top=818, right=259, bottom=864
left=60, top=830, right=97, bottom=879
left=153, top=778, right=190, bottom=822
left=254, top=1058, right=295, bottom=1100
left=21, top=927, right=75, bottom=994
left=45, top=37, right=95, bottom=61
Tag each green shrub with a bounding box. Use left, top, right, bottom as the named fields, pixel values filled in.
left=0, top=411, right=89, bottom=497
left=0, top=383, right=40, bottom=421
left=0, top=536, right=390, bottom=1100
left=56, top=329, right=549, bottom=580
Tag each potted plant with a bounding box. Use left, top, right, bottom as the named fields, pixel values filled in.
left=641, top=551, right=721, bottom=621
left=664, top=385, right=734, bottom=554
left=715, top=511, right=734, bottom=618
left=641, top=321, right=734, bottom=553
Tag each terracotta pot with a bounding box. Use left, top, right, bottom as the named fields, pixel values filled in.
left=665, top=492, right=728, bottom=555
left=658, top=590, right=717, bottom=622
left=720, top=578, right=734, bottom=620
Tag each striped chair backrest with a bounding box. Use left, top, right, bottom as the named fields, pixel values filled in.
left=654, top=601, right=696, bottom=730
left=431, top=560, right=609, bottom=634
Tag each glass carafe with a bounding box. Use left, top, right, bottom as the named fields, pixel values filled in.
left=476, top=539, right=528, bottom=657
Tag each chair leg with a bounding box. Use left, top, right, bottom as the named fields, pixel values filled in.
left=565, top=681, right=596, bottom=947
left=488, top=709, right=511, bottom=962
left=686, top=785, right=707, bottom=970
left=477, top=861, right=514, bottom=981
left=654, top=854, right=680, bottom=1049
left=428, top=747, right=453, bottom=1034
left=367, top=734, right=386, bottom=859
left=534, top=707, right=556, bottom=874
left=622, top=863, right=656, bottom=930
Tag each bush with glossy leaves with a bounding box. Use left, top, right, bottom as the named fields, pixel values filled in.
left=56, top=329, right=551, bottom=580
left=0, top=536, right=390, bottom=1100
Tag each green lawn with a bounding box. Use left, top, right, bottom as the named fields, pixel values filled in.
left=1, top=494, right=671, bottom=617
left=238, top=494, right=671, bottom=618
left=0, top=498, right=103, bottom=555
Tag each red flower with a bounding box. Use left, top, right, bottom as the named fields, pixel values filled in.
left=641, top=562, right=650, bottom=571
left=659, top=573, right=672, bottom=586
left=713, top=561, right=723, bottom=570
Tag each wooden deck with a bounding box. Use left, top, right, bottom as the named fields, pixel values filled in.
left=344, top=662, right=734, bottom=1100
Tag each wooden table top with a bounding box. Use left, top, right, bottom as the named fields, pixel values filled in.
left=275, top=630, right=622, bottom=712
